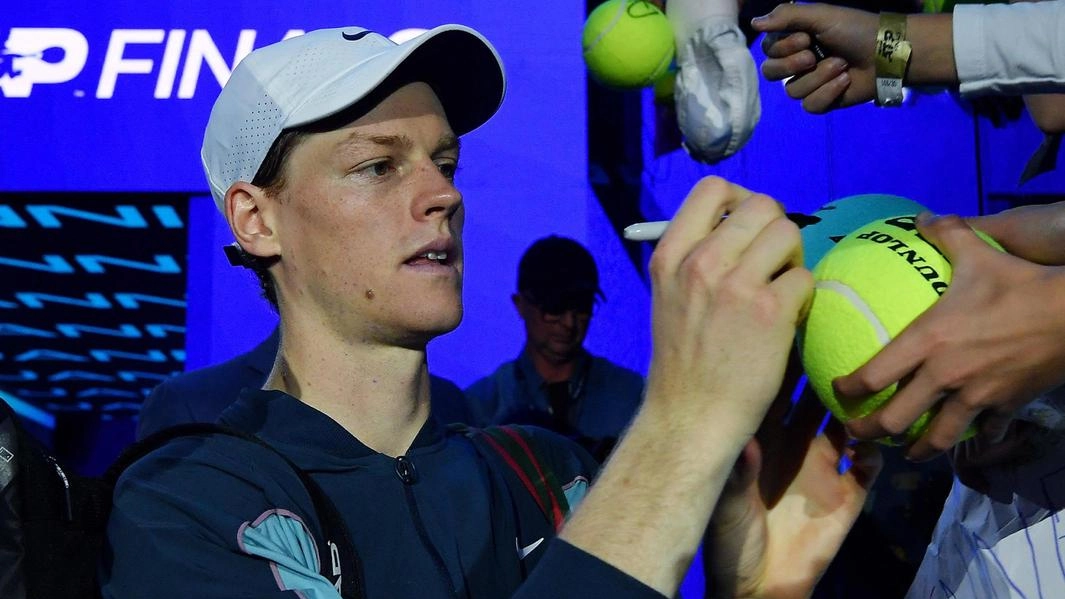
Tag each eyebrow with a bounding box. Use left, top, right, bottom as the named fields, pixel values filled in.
left=336, top=131, right=461, bottom=156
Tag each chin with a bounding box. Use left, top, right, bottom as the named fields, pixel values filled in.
left=432, top=314, right=462, bottom=336
left=419, top=307, right=463, bottom=339
left=549, top=338, right=579, bottom=352
left=392, top=295, right=461, bottom=341
left=396, top=320, right=461, bottom=350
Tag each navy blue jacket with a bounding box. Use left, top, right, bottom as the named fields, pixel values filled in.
left=103, top=389, right=663, bottom=599
left=465, top=350, right=644, bottom=440
left=138, top=328, right=475, bottom=439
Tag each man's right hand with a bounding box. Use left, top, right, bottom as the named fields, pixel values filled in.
left=643, top=176, right=812, bottom=453
left=559, top=176, right=813, bottom=596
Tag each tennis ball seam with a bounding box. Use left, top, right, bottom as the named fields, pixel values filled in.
left=814, top=280, right=891, bottom=347
left=649, top=46, right=674, bottom=86
left=585, top=0, right=629, bottom=53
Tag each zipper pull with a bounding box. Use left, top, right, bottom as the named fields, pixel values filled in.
left=394, top=455, right=417, bottom=485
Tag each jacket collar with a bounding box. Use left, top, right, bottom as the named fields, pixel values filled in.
left=219, top=388, right=446, bottom=471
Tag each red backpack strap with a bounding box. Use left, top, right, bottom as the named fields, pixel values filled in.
left=463, top=425, right=569, bottom=532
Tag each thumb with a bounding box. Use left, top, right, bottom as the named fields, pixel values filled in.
left=750, top=2, right=820, bottom=33
left=915, top=212, right=999, bottom=264
left=845, top=441, right=883, bottom=492
left=725, top=438, right=763, bottom=493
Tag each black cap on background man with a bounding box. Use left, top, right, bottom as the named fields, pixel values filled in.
left=517, top=235, right=605, bottom=315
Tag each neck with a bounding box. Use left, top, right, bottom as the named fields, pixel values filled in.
left=527, top=346, right=579, bottom=384
left=264, top=319, right=431, bottom=458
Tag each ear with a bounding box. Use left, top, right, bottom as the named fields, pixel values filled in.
left=225, top=182, right=281, bottom=259
left=511, top=292, right=526, bottom=315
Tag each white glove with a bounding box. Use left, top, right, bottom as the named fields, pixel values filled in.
left=667, top=0, right=761, bottom=163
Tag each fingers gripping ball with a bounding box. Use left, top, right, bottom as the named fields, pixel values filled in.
left=582, top=0, right=676, bottom=89
left=799, top=214, right=1003, bottom=444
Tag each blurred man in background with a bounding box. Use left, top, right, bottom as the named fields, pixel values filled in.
left=466, top=235, right=643, bottom=461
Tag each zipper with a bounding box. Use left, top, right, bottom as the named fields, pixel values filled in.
left=395, top=455, right=459, bottom=599
left=46, top=455, right=73, bottom=521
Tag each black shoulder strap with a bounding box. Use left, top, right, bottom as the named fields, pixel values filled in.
left=2, top=398, right=113, bottom=599
left=106, top=423, right=364, bottom=599
left=0, top=398, right=27, bottom=599
left=452, top=424, right=569, bottom=531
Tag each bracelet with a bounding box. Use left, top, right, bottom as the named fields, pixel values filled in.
left=874, top=12, right=912, bottom=107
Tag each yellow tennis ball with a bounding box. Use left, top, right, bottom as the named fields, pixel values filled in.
left=582, top=0, right=675, bottom=89
left=652, top=66, right=677, bottom=103
left=799, top=213, right=1003, bottom=444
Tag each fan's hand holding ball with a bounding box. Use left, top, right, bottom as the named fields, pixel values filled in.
left=582, top=0, right=675, bottom=89
left=799, top=212, right=1003, bottom=445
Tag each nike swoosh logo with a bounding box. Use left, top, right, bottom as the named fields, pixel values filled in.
left=342, top=31, right=372, bottom=41
left=516, top=537, right=544, bottom=560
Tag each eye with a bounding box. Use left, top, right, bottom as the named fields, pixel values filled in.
left=351, top=159, right=395, bottom=179
left=366, top=161, right=395, bottom=177
left=436, top=160, right=458, bottom=182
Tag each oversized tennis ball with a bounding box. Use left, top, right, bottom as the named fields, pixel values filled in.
left=582, top=0, right=675, bottom=89
left=798, top=194, right=927, bottom=270
left=799, top=213, right=1003, bottom=444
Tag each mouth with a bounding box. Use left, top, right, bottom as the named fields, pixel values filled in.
left=405, top=240, right=457, bottom=269
left=407, top=250, right=450, bottom=265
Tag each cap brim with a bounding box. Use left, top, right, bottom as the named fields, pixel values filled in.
left=287, top=25, right=505, bottom=136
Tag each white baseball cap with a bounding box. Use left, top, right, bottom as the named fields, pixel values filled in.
left=201, top=24, right=506, bottom=210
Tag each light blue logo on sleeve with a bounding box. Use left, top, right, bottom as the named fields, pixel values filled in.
left=563, top=476, right=589, bottom=512
left=238, top=509, right=342, bottom=599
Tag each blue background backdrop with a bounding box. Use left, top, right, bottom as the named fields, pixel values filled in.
left=2, top=2, right=1063, bottom=595
left=5, top=1, right=1061, bottom=394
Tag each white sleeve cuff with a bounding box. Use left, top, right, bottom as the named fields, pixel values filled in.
left=952, top=4, right=989, bottom=96
left=954, top=2, right=1065, bottom=97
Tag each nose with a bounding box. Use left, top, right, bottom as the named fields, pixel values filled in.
left=412, top=161, right=462, bottom=221
left=558, top=310, right=578, bottom=329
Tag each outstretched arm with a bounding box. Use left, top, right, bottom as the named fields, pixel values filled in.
left=753, top=1, right=1065, bottom=113
left=751, top=3, right=956, bottom=113
left=1013, top=0, right=1065, bottom=135
left=559, top=176, right=813, bottom=596
left=1023, top=93, right=1065, bottom=134
left=705, top=1, right=1065, bottom=118
left=969, top=201, right=1065, bottom=265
